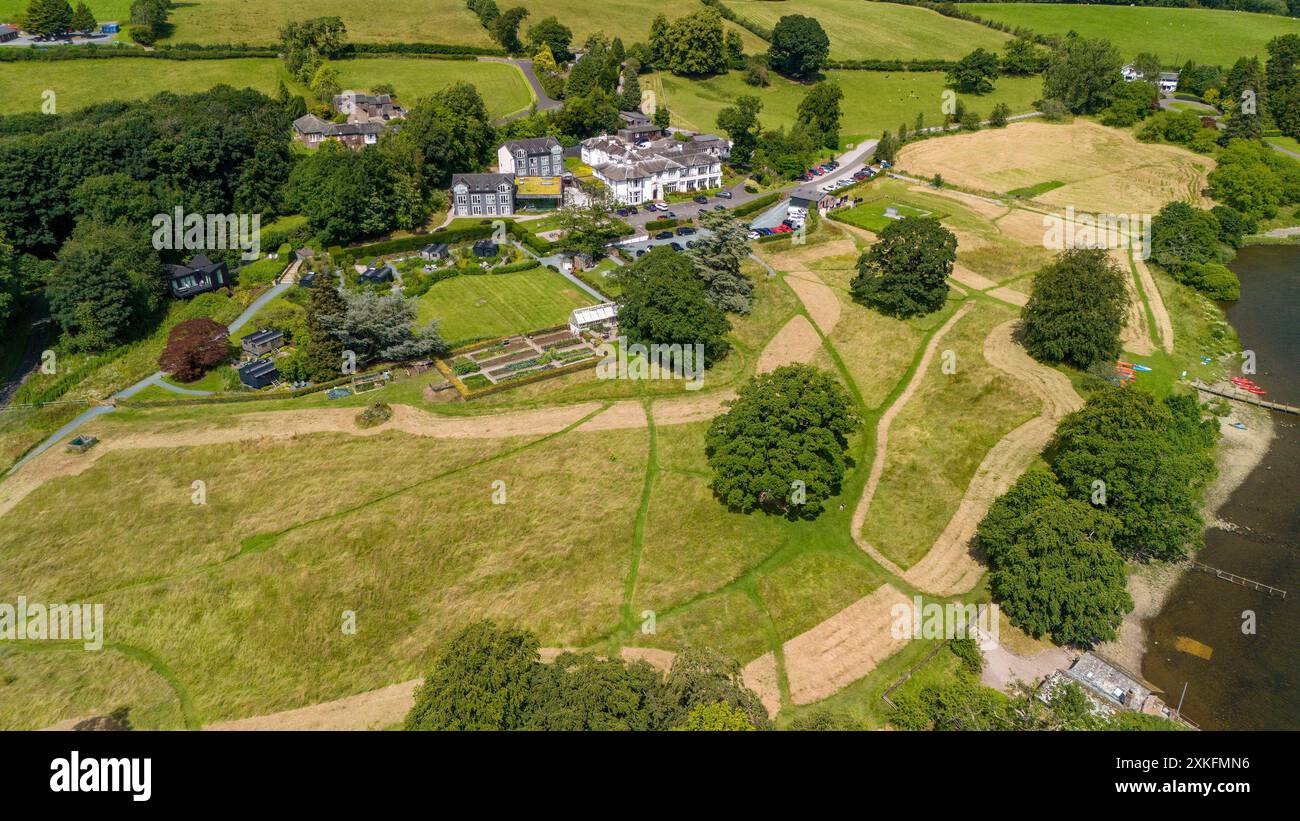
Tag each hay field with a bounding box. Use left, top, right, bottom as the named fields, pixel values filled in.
left=896, top=120, right=1214, bottom=214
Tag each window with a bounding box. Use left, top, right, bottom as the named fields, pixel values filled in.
left=471, top=194, right=481, bottom=204
left=472, top=205, right=482, bottom=215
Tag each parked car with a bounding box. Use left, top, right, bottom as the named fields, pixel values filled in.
left=655, top=230, right=673, bottom=240
left=693, top=195, right=708, bottom=204
left=685, top=240, right=696, bottom=248
left=669, top=242, right=684, bottom=251
left=664, top=211, right=677, bottom=219
left=635, top=249, right=646, bottom=257
left=628, top=206, right=639, bottom=214
left=757, top=227, right=774, bottom=236
left=717, top=190, right=733, bottom=199
left=747, top=230, right=761, bottom=240
left=676, top=226, right=696, bottom=236
left=616, top=208, right=630, bottom=217
left=712, top=204, right=725, bottom=211
left=773, top=224, right=792, bottom=234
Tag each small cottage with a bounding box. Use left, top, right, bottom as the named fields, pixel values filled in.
left=420, top=243, right=450, bottom=262
left=238, top=359, right=280, bottom=389
left=241, top=329, right=285, bottom=357
left=166, top=254, right=230, bottom=298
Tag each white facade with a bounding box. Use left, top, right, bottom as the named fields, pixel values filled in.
left=581, top=135, right=726, bottom=205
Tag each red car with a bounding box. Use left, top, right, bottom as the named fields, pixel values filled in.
left=772, top=224, right=793, bottom=233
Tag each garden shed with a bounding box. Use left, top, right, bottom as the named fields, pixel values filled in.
left=238, top=359, right=280, bottom=389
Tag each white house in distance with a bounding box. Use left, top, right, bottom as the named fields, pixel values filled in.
left=581, top=133, right=728, bottom=205
left=1122, top=64, right=1180, bottom=93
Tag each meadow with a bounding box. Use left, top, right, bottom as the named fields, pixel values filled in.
left=651, top=69, right=1043, bottom=143
left=727, top=0, right=1010, bottom=60
left=0, top=0, right=766, bottom=49
left=414, top=267, right=597, bottom=343
left=0, top=56, right=535, bottom=117
left=969, top=4, right=1300, bottom=66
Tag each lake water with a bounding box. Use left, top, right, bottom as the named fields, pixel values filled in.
left=1140, top=245, right=1299, bottom=730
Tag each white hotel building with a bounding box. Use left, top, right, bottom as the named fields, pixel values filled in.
left=580, top=134, right=729, bottom=205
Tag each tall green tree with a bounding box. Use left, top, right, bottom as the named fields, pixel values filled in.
left=796, top=81, right=844, bottom=149
left=687, top=210, right=755, bottom=314
left=1043, top=34, right=1124, bottom=114
left=706, top=364, right=859, bottom=518
left=768, top=14, right=830, bottom=80
left=1046, top=387, right=1217, bottom=562
left=614, top=246, right=732, bottom=364
left=302, top=279, right=346, bottom=381
left=69, top=1, right=95, bottom=32
left=1020, top=248, right=1128, bottom=369
left=278, top=16, right=348, bottom=83
left=850, top=217, right=957, bottom=317
left=526, top=15, right=572, bottom=61
left=24, top=0, right=73, bottom=37
left=45, top=221, right=162, bottom=351
left=389, top=82, right=496, bottom=189
left=660, top=6, right=727, bottom=77
left=1001, top=34, right=1047, bottom=75
left=491, top=6, right=528, bottom=54
left=948, top=48, right=1000, bottom=94
left=1265, top=33, right=1300, bottom=138
left=404, top=621, right=541, bottom=731
left=716, top=95, right=763, bottom=166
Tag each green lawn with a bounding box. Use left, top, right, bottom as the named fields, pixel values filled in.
left=0, top=0, right=131, bottom=26
left=1267, top=135, right=1300, bottom=154
left=507, top=0, right=769, bottom=52
left=164, top=0, right=494, bottom=46
left=652, top=69, right=1043, bottom=144
left=832, top=201, right=935, bottom=233
left=969, top=4, right=1300, bottom=66
left=727, top=0, right=1010, bottom=60
left=415, top=268, right=596, bottom=343
left=0, top=57, right=533, bottom=117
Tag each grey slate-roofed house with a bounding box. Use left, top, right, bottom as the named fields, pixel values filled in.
left=0, top=24, right=19, bottom=43
left=497, top=136, right=564, bottom=178
left=238, top=358, right=280, bottom=389
left=359, top=262, right=395, bottom=285
left=292, top=114, right=383, bottom=150
left=332, top=91, right=407, bottom=125
left=451, top=173, right=516, bottom=218
left=241, top=329, right=285, bottom=357
left=166, top=254, right=230, bottom=298
left=420, top=243, right=451, bottom=261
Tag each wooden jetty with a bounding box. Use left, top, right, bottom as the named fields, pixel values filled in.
left=1189, top=560, right=1287, bottom=599
left=1191, top=381, right=1300, bottom=416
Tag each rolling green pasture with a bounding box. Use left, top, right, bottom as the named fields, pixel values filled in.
left=415, top=268, right=596, bottom=343
left=727, top=0, right=1010, bottom=60
left=652, top=70, right=1042, bottom=144
left=969, top=4, right=1300, bottom=66
left=0, top=56, right=534, bottom=117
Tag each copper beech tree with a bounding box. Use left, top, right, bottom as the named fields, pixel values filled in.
left=158, top=317, right=231, bottom=382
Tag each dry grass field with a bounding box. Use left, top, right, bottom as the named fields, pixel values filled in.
left=897, top=120, right=1214, bottom=214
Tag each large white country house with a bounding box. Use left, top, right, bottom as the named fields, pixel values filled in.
left=580, top=134, right=729, bottom=205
